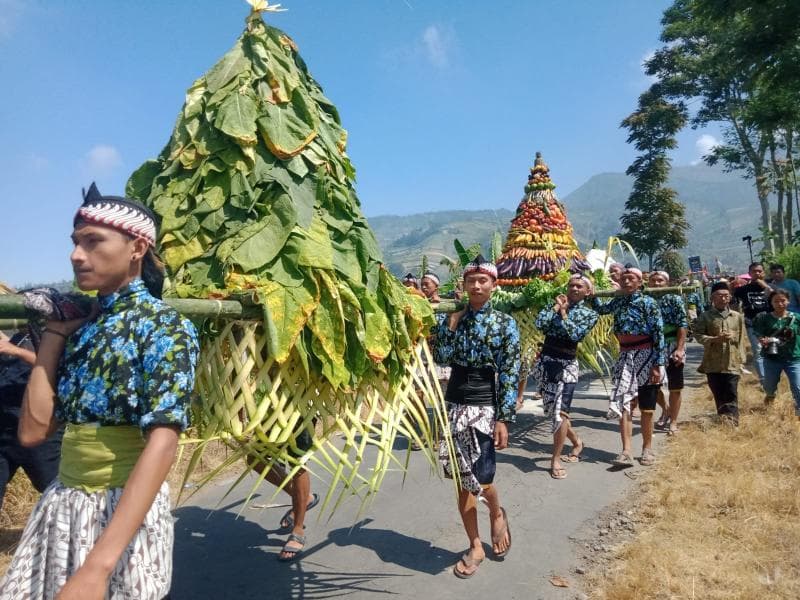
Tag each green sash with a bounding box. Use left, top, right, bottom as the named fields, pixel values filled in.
left=663, top=323, right=679, bottom=342
left=59, top=424, right=145, bottom=493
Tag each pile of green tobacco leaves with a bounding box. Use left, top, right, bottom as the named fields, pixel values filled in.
left=127, top=8, right=432, bottom=389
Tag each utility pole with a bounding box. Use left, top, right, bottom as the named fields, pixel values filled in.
left=742, top=235, right=754, bottom=264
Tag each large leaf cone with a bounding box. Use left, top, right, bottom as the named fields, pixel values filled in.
left=126, top=8, right=432, bottom=391
left=495, top=152, right=587, bottom=285
left=126, top=6, right=450, bottom=511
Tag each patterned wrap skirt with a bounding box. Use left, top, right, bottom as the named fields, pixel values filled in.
left=438, top=403, right=496, bottom=495
left=534, top=354, right=580, bottom=433
left=608, top=348, right=663, bottom=418
left=0, top=481, right=173, bottom=599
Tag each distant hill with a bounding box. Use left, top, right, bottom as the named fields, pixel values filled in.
left=368, top=209, right=514, bottom=278
left=371, top=165, right=761, bottom=278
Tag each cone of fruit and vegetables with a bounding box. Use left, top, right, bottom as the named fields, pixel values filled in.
left=495, top=152, right=588, bottom=286
left=127, top=0, right=452, bottom=511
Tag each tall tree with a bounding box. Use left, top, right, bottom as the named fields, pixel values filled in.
left=642, top=0, right=800, bottom=254
left=620, top=90, right=689, bottom=269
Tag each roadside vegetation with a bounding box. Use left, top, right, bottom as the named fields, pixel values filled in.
left=589, top=377, right=800, bottom=599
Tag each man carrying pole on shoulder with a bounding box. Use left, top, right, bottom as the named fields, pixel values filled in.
left=430, top=255, right=520, bottom=579
left=648, top=271, right=688, bottom=436
left=534, top=273, right=598, bottom=479
left=593, top=267, right=665, bottom=467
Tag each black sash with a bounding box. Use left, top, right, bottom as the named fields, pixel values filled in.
left=541, top=335, right=578, bottom=359
left=445, top=364, right=496, bottom=406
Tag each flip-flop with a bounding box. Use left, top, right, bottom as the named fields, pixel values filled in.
left=492, top=507, right=512, bottom=558
left=279, top=492, right=320, bottom=530
left=277, top=533, right=305, bottom=562
left=453, top=553, right=483, bottom=579
left=561, top=438, right=584, bottom=463
left=639, top=450, right=656, bottom=466
left=611, top=453, right=634, bottom=468
left=550, top=466, right=567, bottom=479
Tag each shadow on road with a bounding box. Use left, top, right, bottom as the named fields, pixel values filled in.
left=171, top=502, right=455, bottom=599
left=320, top=518, right=458, bottom=575
left=171, top=506, right=403, bottom=599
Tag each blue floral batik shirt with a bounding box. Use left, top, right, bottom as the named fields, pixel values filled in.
left=56, top=278, right=199, bottom=432
left=592, top=292, right=666, bottom=365
left=657, top=294, right=688, bottom=342
left=535, top=302, right=599, bottom=343
left=431, top=302, right=520, bottom=421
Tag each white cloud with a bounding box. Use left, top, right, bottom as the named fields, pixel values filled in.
left=86, top=144, right=122, bottom=173
left=422, top=25, right=450, bottom=69
left=692, top=134, right=720, bottom=165
left=640, top=49, right=658, bottom=84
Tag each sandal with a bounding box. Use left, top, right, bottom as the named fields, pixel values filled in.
left=611, top=453, right=634, bottom=468
left=550, top=466, right=567, bottom=479
left=277, top=533, right=305, bottom=562
left=492, top=507, right=512, bottom=558
left=279, top=493, right=319, bottom=530
left=561, top=438, right=584, bottom=463
left=453, top=552, right=483, bottom=579
left=654, top=416, right=670, bottom=430
left=639, top=449, right=656, bottom=466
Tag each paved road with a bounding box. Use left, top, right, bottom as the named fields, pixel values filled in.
left=170, top=346, right=703, bottom=599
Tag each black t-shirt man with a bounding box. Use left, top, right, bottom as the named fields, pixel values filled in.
left=733, top=282, right=770, bottom=322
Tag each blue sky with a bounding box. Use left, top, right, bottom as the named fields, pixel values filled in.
left=0, top=0, right=720, bottom=286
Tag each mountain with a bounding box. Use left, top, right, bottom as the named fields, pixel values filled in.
left=371, top=165, right=761, bottom=278
left=565, top=165, right=759, bottom=270
left=368, top=209, right=514, bottom=278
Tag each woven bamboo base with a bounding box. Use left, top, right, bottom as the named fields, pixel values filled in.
left=189, top=320, right=454, bottom=512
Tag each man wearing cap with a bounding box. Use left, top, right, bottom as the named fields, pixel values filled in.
left=648, top=271, right=688, bottom=436
left=430, top=255, right=519, bottom=578
left=593, top=267, right=665, bottom=467
left=694, top=282, right=747, bottom=424
left=533, top=274, right=598, bottom=479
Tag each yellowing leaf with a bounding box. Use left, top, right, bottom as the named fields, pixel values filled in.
left=163, top=237, right=206, bottom=271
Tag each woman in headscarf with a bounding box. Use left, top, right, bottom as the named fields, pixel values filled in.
left=0, top=183, right=199, bottom=600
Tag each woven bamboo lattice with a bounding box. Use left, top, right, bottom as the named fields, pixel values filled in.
left=511, top=308, right=618, bottom=380
left=188, top=319, right=455, bottom=512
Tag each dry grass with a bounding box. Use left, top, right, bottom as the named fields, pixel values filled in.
left=588, top=376, right=800, bottom=600
left=0, top=437, right=236, bottom=577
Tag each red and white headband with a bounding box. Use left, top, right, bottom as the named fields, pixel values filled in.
left=463, top=255, right=498, bottom=280
left=74, top=183, right=157, bottom=247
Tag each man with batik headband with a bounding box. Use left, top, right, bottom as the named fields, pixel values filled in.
left=420, top=272, right=441, bottom=303
left=431, top=254, right=519, bottom=579
left=648, top=271, right=688, bottom=436
left=402, top=272, right=420, bottom=290
left=534, top=273, right=598, bottom=479
left=593, top=266, right=665, bottom=467
left=1, top=183, right=199, bottom=598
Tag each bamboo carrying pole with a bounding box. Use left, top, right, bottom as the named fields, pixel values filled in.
left=0, top=284, right=701, bottom=324
left=0, top=295, right=262, bottom=322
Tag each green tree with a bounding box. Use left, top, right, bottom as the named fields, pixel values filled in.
left=654, top=250, right=687, bottom=281
left=620, top=89, right=689, bottom=269
left=643, top=0, right=800, bottom=254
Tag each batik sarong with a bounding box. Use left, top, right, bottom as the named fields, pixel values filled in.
left=0, top=481, right=174, bottom=599
left=439, top=403, right=496, bottom=495
left=608, top=348, right=662, bottom=418
left=534, top=354, right=579, bottom=433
